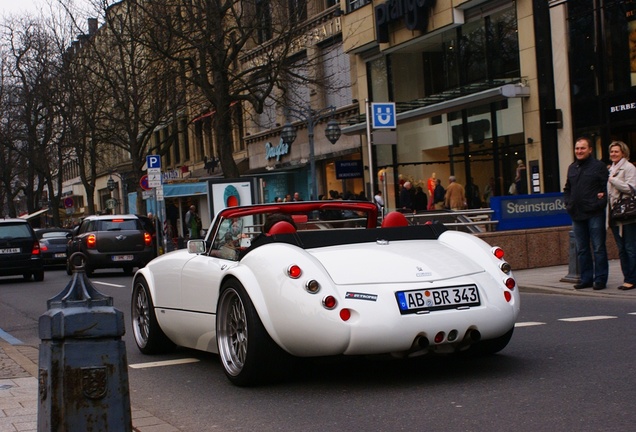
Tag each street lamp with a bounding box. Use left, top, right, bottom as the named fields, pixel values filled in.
left=280, top=105, right=341, bottom=200
left=107, top=172, right=129, bottom=214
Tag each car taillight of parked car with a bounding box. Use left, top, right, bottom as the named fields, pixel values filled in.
left=31, top=242, right=41, bottom=255
left=144, top=232, right=152, bottom=247
left=86, top=234, right=97, bottom=249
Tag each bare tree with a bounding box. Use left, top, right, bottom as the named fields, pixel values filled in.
left=132, top=0, right=330, bottom=178
left=2, top=16, right=70, bottom=224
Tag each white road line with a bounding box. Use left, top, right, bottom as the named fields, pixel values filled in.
left=558, top=315, right=617, bottom=322
left=628, top=312, right=636, bottom=316
left=92, top=281, right=126, bottom=288
left=515, top=322, right=546, bottom=327
left=129, top=358, right=200, bottom=369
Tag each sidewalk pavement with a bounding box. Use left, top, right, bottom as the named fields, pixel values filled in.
left=0, top=343, right=179, bottom=432
left=2, top=260, right=635, bottom=431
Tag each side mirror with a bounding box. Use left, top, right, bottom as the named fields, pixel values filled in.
left=187, top=239, right=206, bottom=255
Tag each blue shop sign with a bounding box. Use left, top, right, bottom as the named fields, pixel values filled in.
left=490, top=193, right=571, bottom=230
left=335, top=160, right=363, bottom=179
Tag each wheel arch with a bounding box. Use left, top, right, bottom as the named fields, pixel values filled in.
left=219, top=270, right=285, bottom=351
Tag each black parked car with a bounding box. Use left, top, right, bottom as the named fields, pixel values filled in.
left=66, top=214, right=155, bottom=276
left=35, top=227, right=72, bottom=267
left=0, top=219, right=44, bottom=281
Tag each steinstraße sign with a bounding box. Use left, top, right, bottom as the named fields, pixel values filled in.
left=490, top=193, right=571, bottom=231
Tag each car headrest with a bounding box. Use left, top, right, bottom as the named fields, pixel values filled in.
left=267, top=221, right=297, bottom=235
left=381, top=211, right=409, bottom=228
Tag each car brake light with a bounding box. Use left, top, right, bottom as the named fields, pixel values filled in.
left=87, top=234, right=97, bottom=249
left=32, top=242, right=41, bottom=255
left=340, top=309, right=351, bottom=321
left=287, top=264, right=302, bottom=279
left=144, top=232, right=152, bottom=247
left=39, top=243, right=48, bottom=252
left=504, top=277, right=516, bottom=290
left=492, top=247, right=505, bottom=260
left=322, top=296, right=337, bottom=309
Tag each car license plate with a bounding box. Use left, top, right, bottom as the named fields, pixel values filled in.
left=0, top=248, right=20, bottom=254
left=112, top=255, right=133, bottom=261
left=54, top=253, right=66, bottom=258
left=396, top=285, right=480, bottom=314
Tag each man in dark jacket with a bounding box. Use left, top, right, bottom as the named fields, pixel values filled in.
left=563, top=137, right=609, bottom=290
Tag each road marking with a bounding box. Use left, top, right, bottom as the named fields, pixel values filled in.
left=129, top=358, right=200, bottom=369
left=558, top=315, right=617, bottom=322
left=92, top=281, right=126, bottom=288
left=0, top=328, right=23, bottom=345
left=629, top=312, right=636, bottom=316
left=515, top=322, right=546, bottom=327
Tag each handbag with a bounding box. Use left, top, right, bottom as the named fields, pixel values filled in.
left=610, top=185, right=636, bottom=221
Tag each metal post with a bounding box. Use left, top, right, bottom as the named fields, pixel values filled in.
left=365, top=99, right=375, bottom=203
left=38, top=253, right=132, bottom=431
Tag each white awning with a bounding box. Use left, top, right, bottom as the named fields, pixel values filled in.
left=19, top=208, right=49, bottom=219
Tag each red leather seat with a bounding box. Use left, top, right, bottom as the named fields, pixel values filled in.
left=381, top=212, right=409, bottom=228
left=267, top=221, right=297, bottom=235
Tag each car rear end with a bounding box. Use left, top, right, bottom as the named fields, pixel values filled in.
left=0, top=219, right=44, bottom=281
left=82, top=217, right=155, bottom=272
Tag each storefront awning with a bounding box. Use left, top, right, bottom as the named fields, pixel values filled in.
left=163, top=182, right=208, bottom=198
left=19, top=208, right=49, bottom=219
left=342, top=83, right=531, bottom=135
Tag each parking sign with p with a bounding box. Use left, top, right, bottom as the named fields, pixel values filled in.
left=146, top=155, right=161, bottom=170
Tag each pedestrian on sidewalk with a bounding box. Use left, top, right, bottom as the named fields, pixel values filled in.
left=564, top=136, right=609, bottom=290
left=607, top=140, right=636, bottom=291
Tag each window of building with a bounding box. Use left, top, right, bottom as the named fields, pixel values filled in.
left=347, top=0, right=370, bottom=13
left=181, top=118, right=190, bottom=161
left=256, top=0, right=273, bottom=43
left=288, top=0, right=307, bottom=24
left=321, top=42, right=353, bottom=107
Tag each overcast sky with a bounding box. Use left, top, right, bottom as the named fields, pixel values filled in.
left=0, top=0, right=44, bottom=17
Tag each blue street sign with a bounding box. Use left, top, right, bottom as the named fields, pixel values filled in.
left=146, top=155, right=161, bottom=169
left=371, top=103, right=396, bottom=129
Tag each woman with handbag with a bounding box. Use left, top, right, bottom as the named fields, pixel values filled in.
left=608, top=141, right=636, bottom=290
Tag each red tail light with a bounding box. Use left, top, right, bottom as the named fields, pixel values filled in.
left=504, top=277, right=516, bottom=290
left=39, top=243, right=48, bottom=252
left=287, top=264, right=302, bottom=279
left=144, top=232, right=152, bottom=247
left=492, top=247, right=505, bottom=260
left=86, top=234, right=97, bottom=249
left=32, top=242, right=41, bottom=255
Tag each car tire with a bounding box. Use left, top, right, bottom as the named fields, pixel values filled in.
left=33, top=270, right=44, bottom=282
left=216, top=278, right=291, bottom=386
left=131, top=277, right=175, bottom=354
left=466, top=327, right=514, bottom=356
left=22, top=272, right=32, bottom=281
left=123, top=265, right=134, bottom=276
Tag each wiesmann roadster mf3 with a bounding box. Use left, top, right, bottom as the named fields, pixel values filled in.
left=131, top=201, right=519, bottom=386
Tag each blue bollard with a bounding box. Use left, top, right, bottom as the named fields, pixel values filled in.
left=37, top=253, right=132, bottom=431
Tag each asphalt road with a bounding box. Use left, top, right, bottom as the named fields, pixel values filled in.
left=1, top=269, right=635, bottom=431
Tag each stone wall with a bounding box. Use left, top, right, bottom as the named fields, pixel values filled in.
left=475, top=226, right=618, bottom=270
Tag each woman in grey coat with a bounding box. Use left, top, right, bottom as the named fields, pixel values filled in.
left=607, top=141, right=636, bottom=290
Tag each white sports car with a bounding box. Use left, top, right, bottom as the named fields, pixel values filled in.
left=131, top=201, right=520, bottom=386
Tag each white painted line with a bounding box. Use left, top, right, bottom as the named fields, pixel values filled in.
left=92, top=281, right=126, bottom=288
left=558, top=315, right=617, bottom=322
left=515, top=322, right=546, bottom=327
left=129, top=358, right=200, bottom=369
left=628, top=312, right=636, bottom=316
